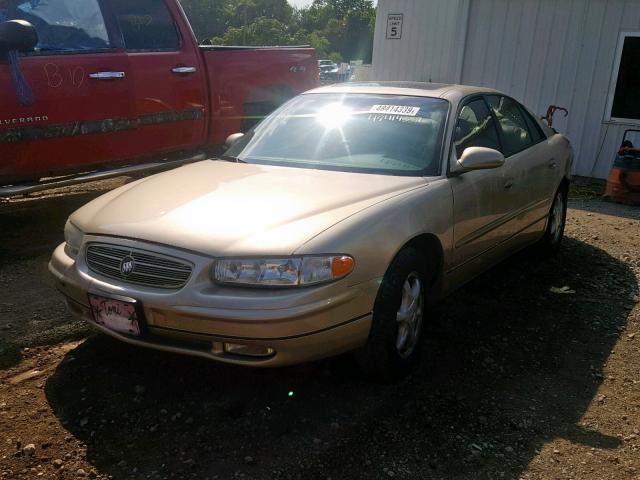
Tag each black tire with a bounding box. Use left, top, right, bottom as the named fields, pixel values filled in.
left=354, top=247, right=429, bottom=382
left=537, top=184, right=568, bottom=256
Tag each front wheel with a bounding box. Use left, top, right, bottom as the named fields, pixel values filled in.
left=538, top=185, right=568, bottom=255
left=354, top=248, right=428, bottom=382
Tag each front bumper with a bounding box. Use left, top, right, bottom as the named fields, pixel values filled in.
left=49, top=238, right=378, bottom=367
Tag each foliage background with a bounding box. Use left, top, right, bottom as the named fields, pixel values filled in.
left=178, top=0, right=376, bottom=63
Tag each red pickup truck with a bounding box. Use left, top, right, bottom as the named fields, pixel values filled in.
left=0, top=0, right=318, bottom=193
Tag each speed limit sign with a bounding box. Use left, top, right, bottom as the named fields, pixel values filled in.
left=386, top=14, right=403, bottom=39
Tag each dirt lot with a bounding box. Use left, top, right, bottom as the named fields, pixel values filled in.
left=0, top=180, right=639, bottom=480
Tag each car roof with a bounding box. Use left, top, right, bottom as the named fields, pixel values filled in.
left=304, top=81, right=501, bottom=103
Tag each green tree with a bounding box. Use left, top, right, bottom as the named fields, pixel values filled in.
left=291, top=29, right=331, bottom=57
left=224, top=0, right=294, bottom=28
left=326, top=51, right=343, bottom=63
left=211, top=17, right=295, bottom=46
left=342, top=7, right=375, bottom=62
left=300, top=0, right=375, bottom=62
left=181, top=0, right=375, bottom=63
left=178, top=0, right=227, bottom=41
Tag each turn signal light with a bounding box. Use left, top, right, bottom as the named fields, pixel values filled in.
left=331, top=255, right=354, bottom=278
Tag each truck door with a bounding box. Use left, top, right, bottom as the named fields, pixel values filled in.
left=0, top=0, right=137, bottom=183
left=108, top=0, right=207, bottom=157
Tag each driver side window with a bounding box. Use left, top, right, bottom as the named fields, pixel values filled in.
left=454, top=98, right=501, bottom=158
left=2, top=0, right=112, bottom=54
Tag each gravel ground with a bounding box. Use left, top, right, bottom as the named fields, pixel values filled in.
left=0, top=180, right=638, bottom=480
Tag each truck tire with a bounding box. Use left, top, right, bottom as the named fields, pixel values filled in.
left=354, top=247, right=428, bottom=382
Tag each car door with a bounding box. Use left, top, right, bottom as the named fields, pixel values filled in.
left=0, top=0, right=137, bottom=183
left=108, top=0, right=207, bottom=158
left=520, top=103, right=557, bottom=222
left=485, top=95, right=544, bottom=238
left=449, top=97, right=514, bottom=268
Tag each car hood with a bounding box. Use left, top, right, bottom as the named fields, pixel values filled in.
left=71, top=160, right=427, bottom=256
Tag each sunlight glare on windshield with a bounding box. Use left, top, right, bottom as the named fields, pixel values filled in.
left=316, top=102, right=353, bottom=130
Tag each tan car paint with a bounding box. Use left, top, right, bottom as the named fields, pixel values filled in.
left=69, top=161, right=427, bottom=257
left=50, top=83, right=572, bottom=367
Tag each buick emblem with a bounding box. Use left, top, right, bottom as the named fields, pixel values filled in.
left=120, top=255, right=136, bottom=277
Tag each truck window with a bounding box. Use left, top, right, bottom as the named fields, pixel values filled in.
left=110, top=0, right=180, bottom=51
left=1, top=0, right=111, bottom=53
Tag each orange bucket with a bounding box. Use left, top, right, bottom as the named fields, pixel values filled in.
left=606, top=129, right=640, bottom=206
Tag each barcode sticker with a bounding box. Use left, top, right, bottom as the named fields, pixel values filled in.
left=369, top=105, right=420, bottom=116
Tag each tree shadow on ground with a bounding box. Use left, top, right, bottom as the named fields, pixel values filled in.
left=45, top=238, right=637, bottom=479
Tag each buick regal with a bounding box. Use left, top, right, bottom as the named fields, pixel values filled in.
left=49, top=82, right=573, bottom=381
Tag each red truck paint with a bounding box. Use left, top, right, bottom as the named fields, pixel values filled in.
left=0, top=0, right=318, bottom=185
left=204, top=47, right=321, bottom=146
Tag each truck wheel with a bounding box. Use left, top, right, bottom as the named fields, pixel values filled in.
left=355, top=248, right=428, bottom=382
left=538, top=185, right=568, bottom=256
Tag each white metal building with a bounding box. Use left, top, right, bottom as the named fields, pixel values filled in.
left=371, top=0, right=640, bottom=178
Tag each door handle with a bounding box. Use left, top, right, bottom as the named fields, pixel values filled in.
left=504, top=179, right=515, bottom=190
left=548, top=159, right=557, bottom=169
left=172, top=66, right=197, bottom=74
left=89, top=71, right=126, bottom=80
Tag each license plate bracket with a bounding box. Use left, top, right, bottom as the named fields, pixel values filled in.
left=88, top=293, right=145, bottom=337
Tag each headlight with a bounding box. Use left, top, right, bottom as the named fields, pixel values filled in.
left=213, top=255, right=354, bottom=287
left=64, top=220, right=84, bottom=258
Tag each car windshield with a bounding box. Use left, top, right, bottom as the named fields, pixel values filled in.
left=226, top=93, right=449, bottom=176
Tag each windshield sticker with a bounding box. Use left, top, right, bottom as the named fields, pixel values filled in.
left=367, top=114, right=434, bottom=126
left=369, top=105, right=420, bottom=116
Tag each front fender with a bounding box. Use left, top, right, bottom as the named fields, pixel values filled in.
left=294, top=178, right=454, bottom=286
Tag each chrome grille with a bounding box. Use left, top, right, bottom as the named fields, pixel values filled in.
left=86, top=244, right=193, bottom=289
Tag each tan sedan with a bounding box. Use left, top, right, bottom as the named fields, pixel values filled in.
left=49, top=83, right=573, bottom=381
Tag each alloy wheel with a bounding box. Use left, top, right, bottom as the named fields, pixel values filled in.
left=550, top=191, right=565, bottom=245
left=395, top=272, right=424, bottom=358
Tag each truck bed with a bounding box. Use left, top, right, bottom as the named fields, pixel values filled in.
left=201, top=46, right=319, bottom=146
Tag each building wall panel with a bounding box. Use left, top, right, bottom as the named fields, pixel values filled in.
left=372, top=0, right=469, bottom=83
left=373, top=0, right=640, bottom=178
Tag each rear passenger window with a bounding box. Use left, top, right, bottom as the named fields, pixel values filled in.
left=454, top=99, right=502, bottom=158
left=521, top=107, right=546, bottom=144
left=110, top=0, right=180, bottom=51
left=2, top=0, right=111, bottom=53
left=486, top=96, right=532, bottom=156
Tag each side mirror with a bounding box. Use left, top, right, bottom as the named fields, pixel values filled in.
left=457, top=147, right=505, bottom=171
left=225, top=132, right=244, bottom=149
left=0, top=20, right=38, bottom=53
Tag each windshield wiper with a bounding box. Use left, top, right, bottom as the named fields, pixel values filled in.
left=217, top=155, right=247, bottom=164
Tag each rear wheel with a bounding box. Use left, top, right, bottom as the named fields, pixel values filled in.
left=355, top=248, right=428, bottom=382
left=538, top=185, right=568, bottom=255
